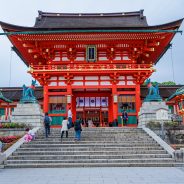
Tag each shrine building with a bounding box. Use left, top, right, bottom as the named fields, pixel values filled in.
left=0, top=10, right=183, bottom=126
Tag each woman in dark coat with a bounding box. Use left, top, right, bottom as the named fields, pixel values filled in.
left=74, top=117, right=82, bottom=141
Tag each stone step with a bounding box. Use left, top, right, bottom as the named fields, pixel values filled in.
left=6, top=158, right=174, bottom=164
left=39, top=132, right=152, bottom=135
left=34, top=138, right=154, bottom=142
left=37, top=135, right=151, bottom=139
left=17, top=146, right=164, bottom=152
left=14, top=150, right=167, bottom=155
left=29, top=140, right=156, bottom=144
left=5, top=127, right=176, bottom=168
left=38, top=129, right=147, bottom=132
left=5, top=162, right=181, bottom=168
left=9, top=154, right=171, bottom=160
left=40, top=128, right=143, bottom=131
left=21, top=143, right=160, bottom=148
left=37, top=130, right=148, bottom=134
left=38, top=131, right=146, bottom=134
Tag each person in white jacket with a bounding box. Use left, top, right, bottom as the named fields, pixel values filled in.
left=61, top=117, right=69, bottom=139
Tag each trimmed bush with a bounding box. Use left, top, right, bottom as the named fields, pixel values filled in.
left=0, top=122, right=31, bottom=129
left=146, top=121, right=161, bottom=129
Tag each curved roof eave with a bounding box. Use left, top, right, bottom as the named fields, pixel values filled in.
left=0, top=92, right=13, bottom=103
left=167, top=86, right=184, bottom=101
left=0, top=18, right=183, bottom=32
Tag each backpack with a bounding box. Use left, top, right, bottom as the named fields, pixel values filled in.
left=74, top=121, right=81, bottom=131
left=44, top=116, right=51, bottom=126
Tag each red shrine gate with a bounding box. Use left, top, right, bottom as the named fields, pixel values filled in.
left=0, top=10, right=182, bottom=126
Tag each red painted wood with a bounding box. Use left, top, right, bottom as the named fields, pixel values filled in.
left=43, top=85, right=49, bottom=113
left=135, top=84, right=141, bottom=116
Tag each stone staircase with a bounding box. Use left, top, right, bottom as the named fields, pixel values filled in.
left=4, top=127, right=178, bottom=168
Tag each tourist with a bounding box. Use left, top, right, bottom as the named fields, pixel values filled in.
left=88, top=119, right=93, bottom=127
left=44, top=112, right=51, bottom=138
left=28, top=129, right=35, bottom=140
left=24, top=128, right=33, bottom=143
left=112, top=119, right=118, bottom=127
left=122, top=109, right=128, bottom=126
left=74, top=117, right=82, bottom=141
left=67, top=107, right=72, bottom=129
left=61, top=117, right=69, bottom=140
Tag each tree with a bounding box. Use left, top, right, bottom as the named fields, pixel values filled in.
left=161, top=81, right=176, bottom=85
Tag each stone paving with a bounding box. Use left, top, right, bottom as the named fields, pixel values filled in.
left=0, top=167, right=184, bottom=184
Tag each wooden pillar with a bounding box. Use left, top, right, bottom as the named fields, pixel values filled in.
left=5, top=106, right=8, bottom=120
left=43, top=85, right=49, bottom=113
left=108, top=95, right=113, bottom=123
left=112, top=84, right=118, bottom=122
left=135, top=83, right=141, bottom=117
left=175, top=104, right=178, bottom=114
left=176, top=104, right=179, bottom=114
left=66, top=84, right=73, bottom=122
left=72, top=95, right=76, bottom=122
left=6, top=103, right=10, bottom=121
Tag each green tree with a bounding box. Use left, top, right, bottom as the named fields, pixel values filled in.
left=161, top=81, right=176, bottom=85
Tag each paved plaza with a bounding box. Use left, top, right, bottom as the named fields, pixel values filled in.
left=0, top=167, right=184, bottom=184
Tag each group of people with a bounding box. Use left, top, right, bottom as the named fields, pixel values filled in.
left=43, top=107, right=82, bottom=141
left=60, top=116, right=82, bottom=141
left=42, top=108, right=129, bottom=141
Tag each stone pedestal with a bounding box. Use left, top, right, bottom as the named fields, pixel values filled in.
left=138, top=101, right=171, bottom=128
left=11, top=103, right=44, bottom=127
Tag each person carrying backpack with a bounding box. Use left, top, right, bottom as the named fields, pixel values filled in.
left=74, top=117, right=82, bottom=141
left=44, top=112, right=52, bottom=138
left=122, top=109, right=128, bottom=126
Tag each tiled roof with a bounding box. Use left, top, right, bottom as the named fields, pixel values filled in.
left=167, top=86, right=184, bottom=101
left=0, top=90, right=13, bottom=103
left=34, top=10, right=148, bottom=29
left=0, top=87, right=43, bottom=101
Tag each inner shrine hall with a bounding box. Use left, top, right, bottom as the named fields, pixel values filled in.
left=0, top=10, right=183, bottom=126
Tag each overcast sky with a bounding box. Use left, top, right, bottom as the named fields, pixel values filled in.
left=0, top=0, right=184, bottom=87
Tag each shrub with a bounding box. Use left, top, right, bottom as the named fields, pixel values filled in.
left=146, top=121, right=161, bottom=129
left=147, top=121, right=180, bottom=129
left=0, top=136, right=21, bottom=143
left=164, top=121, right=179, bottom=128
left=10, top=122, right=16, bottom=128
left=0, top=122, right=31, bottom=129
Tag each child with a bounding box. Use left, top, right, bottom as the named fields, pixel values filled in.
left=24, top=128, right=33, bottom=143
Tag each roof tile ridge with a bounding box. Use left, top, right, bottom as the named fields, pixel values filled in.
left=38, top=10, right=144, bottom=17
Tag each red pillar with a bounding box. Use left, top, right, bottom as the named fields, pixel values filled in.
left=108, top=95, right=113, bottom=123
left=135, top=83, right=141, bottom=117
left=5, top=106, right=8, bottom=120
left=66, top=84, right=72, bottom=116
left=112, top=84, right=118, bottom=122
left=43, top=85, right=49, bottom=113
left=72, top=95, right=76, bottom=122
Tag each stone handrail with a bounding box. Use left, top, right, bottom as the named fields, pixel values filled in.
left=143, top=127, right=175, bottom=158
left=0, top=127, right=40, bottom=165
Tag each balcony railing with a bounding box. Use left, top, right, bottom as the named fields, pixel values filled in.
left=29, top=64, right=153, bottom=73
